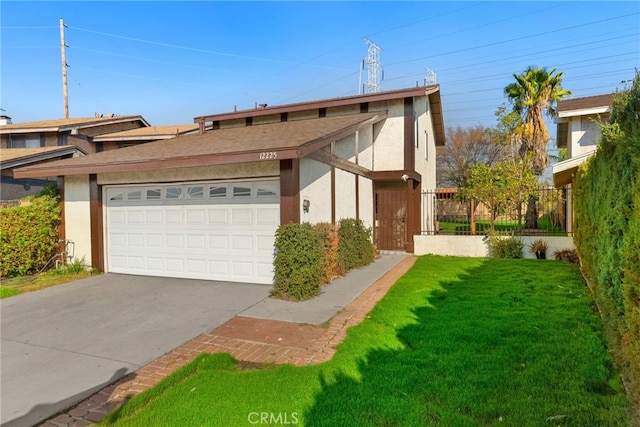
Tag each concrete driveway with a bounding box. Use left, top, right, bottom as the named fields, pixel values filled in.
left=0, top=274, right=271, bottom=427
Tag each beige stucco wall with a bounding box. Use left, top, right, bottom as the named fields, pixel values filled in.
left=97, top=162, right=279, bottom=185
left=372, top=99, right=405, bottom=170
left=64, top=175, right=92, bottom=265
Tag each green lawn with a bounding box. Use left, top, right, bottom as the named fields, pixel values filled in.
left=102, top=256, right=630, bottom=426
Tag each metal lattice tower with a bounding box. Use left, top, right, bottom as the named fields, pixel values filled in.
left=364, top=37, right=383, bottom=93
left=424, top=68, right=437, bottom=86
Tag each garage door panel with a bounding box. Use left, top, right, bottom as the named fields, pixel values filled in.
left=146, top=210, right=163, bottom=224
left=231, top=209, right=253, bottom=225
left=166, top=210, right=184, bottom=225
left=106, top=181, right=279, bottom=284
left=208, top=209, right=229, bottom=224
left=146, top=234, right=163, bottom=248
left=127, top=210, right=144, bottom=224
left=208, top=234, right=229, bottom=250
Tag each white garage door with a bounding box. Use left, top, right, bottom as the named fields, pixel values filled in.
left=105, top=180, right=280, bottom=284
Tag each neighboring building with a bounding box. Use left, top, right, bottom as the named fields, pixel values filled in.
left=91, top=124, right=200, bottom=150
left=0, top=117, right=199, bottom=200
left=552, top=93, right=613, bottom=188
left=0, top=146, right=86, bottom=200
left=0, top=115, right=151, bottom=154
left=15, top=86, right=445, bottom=285
left=552, top=93, right=613, bottom=235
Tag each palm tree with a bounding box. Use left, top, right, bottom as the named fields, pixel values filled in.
left=505, top=66, right=571, bottom=228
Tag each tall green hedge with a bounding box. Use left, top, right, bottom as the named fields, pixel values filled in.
left=0, top=194, right=61, bottom=278
left=573, top=71, right=640, bottom=409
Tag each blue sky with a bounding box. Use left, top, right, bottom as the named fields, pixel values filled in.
left=2, top=1, right=639, bottom=144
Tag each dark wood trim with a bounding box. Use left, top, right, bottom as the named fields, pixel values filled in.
left=355, top=175, right=360, bottom=220
left=279, top=159, right=300, bottom=224
left=405, top=178, right=421, bottom=253
left=194, top=86, right=436, bottom=124
left=89, top=174, right=104, bottom=271
left=404, top=97, right=415, bottom=171
left=305, top=150, right=373, bottom=179
left=331, top=142, right=336, bottom=224
left=57, top=176, right=65, bottom=259
left=370, top=170, right=421, bottom=182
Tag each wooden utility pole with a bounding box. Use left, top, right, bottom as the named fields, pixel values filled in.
left=60, top=18, right=69, bottom=118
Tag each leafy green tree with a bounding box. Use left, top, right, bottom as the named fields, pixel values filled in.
left=462, top=160, right=537, bottom=232
left=504, top=66, right=571, bottom=227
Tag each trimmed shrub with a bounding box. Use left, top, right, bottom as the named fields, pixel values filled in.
left=315, top=222, right=339, bottom=284
left=486, top=234, right=523, bottom=259
left=0, top=195, right=61, bottom=278
left=553, top=248, right=579, bottom=264
left=271, top=223, right=323, bottom=301
left=337, top=218, right=374, bottom=273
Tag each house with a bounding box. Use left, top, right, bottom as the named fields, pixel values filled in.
left=0, top=145, right=86, bottom=200
left=1, top=116, right=198, bottom=200
left=15, top=86, right=445, bottom=285
left=0, top=115, right=151, bottom=154
left=552, top=93, right=613, bottom=188
left=552, top=94, right=613, bottom=234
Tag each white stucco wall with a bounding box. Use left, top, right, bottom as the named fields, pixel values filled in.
left=413, top=95, right=437, bottom=190
left=358, top=176, right=374, bottom=229
left=64, top=175, right=92, bottom=265
left=414, top=235, right=575, bottom=259
left=568, top=115, right=603, bottom=158
left=372, top=99, right=405, bottom=170
left=300, top=157, right=332, bottom=224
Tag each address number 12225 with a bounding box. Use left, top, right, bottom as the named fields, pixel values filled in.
left=259, top=152, right=278, bottom=160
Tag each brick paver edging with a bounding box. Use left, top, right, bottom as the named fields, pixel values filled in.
left=39, top=255, right=417, bottom=427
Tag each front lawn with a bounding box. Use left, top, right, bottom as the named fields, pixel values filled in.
left=0, top=261, right=98, bottom=299
left=102, top=256, right=630, bottom=426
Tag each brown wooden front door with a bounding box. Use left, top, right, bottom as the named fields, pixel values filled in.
left=375, top=187, right=407, bottom=251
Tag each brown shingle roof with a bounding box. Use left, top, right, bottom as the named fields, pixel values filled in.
left=92, top=125, right=200, bottom=142
left=15, top=113, right=385, bottom=178
left=0, top=116, right=149, bottom=134
left=557, top=94, right=613, bottom=112
left=0, top=146, right=86, bottom=170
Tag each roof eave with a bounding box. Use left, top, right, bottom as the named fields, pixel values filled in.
left=13, top=149, right=299, bottom=178
left=194, top=86, right=439, bottom=124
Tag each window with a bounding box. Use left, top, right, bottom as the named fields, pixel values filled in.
left=209, top=186, right=227, bottom=198
left=146, top=189, right=161, bottom=200
left=127, top=190, right=142, bottom=201
left=257, top=186, right=277, bottom=197
left=166, top=187, right=183, bottom=199
left=233, top=186, right=251, bottom=197
left=187, top=185, right=204, bottom=199
left=109, top=192, right=124, bottom=201
left=8, top=133, right=41, bottom=148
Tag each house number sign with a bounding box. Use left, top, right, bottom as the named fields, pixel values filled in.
left=259, top=151, right=278, bottom=160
